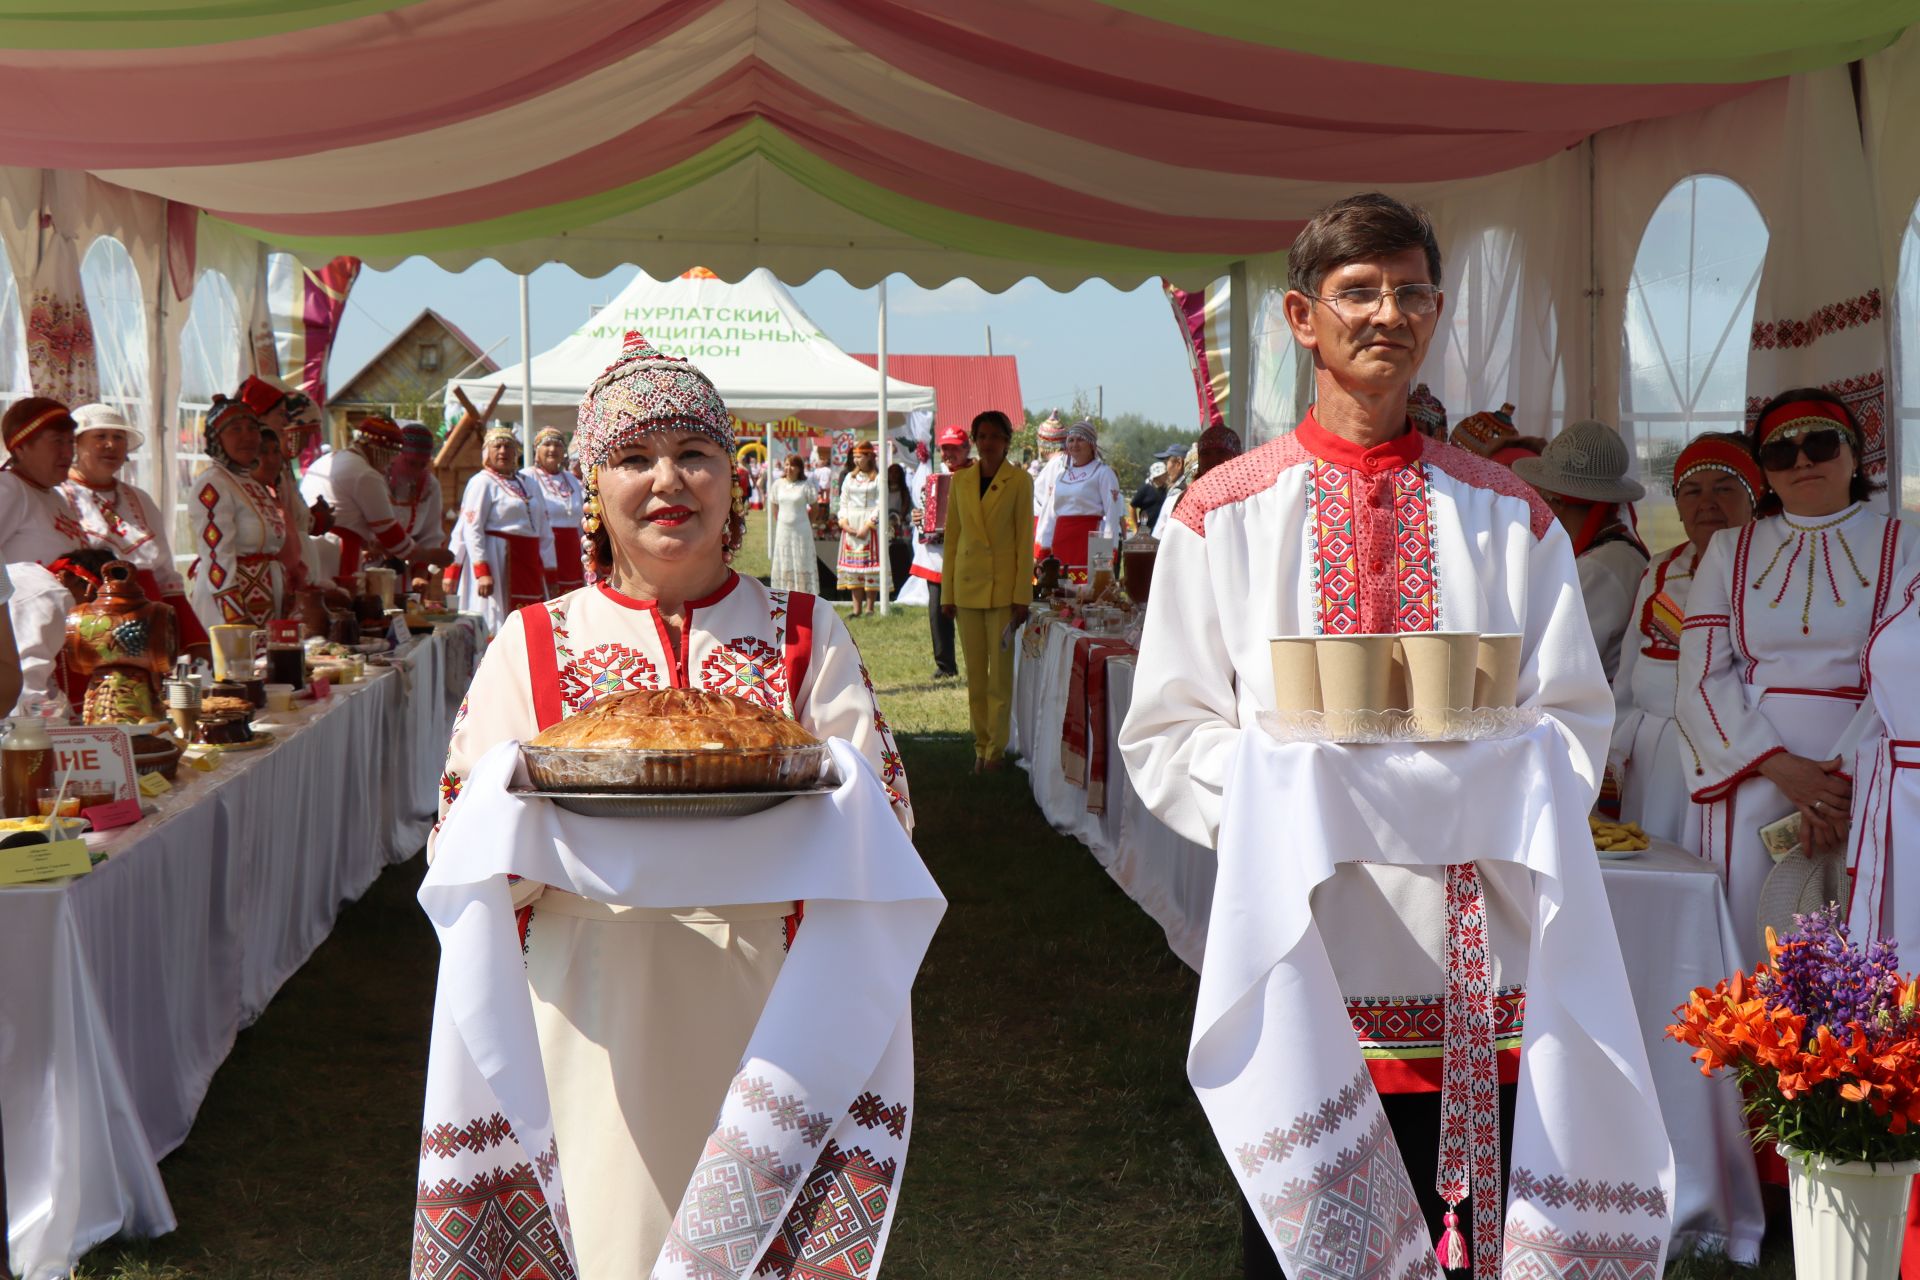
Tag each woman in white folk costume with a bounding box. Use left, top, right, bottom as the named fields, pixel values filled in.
left=299, top=412, right=418, bottom=586
left=388, top=424, right=446, bottom=552
left=417, top=332, right=931, bottom=1280
left=767, top=451, right=819, bottom=594
left=185, top=396, right=304, bottom=628
left=524, top=426, right=587, bottom=595
left=1035, top=419, right=1126, bottom=584
left=1120, top=195, right=1669, bottom=1280
left=446, top=426, right=556, bottom=633
left=835, top=440, right=883, bottom=615
left=1848, top=560, right=1920, bottom=959
left=1677, top=388, right=1916, bottom=963
left=60, top=403, right=211, bottom=652
left=238, top=376, right=332, bottom=585
left=1030, top=410, right=1066, bottom=516
left=1606, top=434, right=1763, bottom=851
left=1512, top=420, right=1650, bottom=681
left=0, top=397, right=87, bottom=566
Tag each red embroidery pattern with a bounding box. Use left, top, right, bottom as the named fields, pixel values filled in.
left=558, top=642, right=660, bottom=714
left=1506, top=1168, right=1669, bottom=1218
left=1173, top=434, right=1314, bottom=536
left=421, top=1113, right=516, bottom=1159
left=1749, top=289, right=1882, bottom=350
left=857, top=660, right=909, bottom=813
left=1346, top=987, right=1526, bottom=1052
left=699, top=636, right=789, bottom=713
left=1439, top=862, right=1502, bottom=1280
left=761, top=1140, right=898, bottom=1280
left=662, top=1127, right=806, bottom=1274
left=1392, top=465, right=1438, bottom=633
left=1309, top=460, right=1363, bottom=635
left=1234, top=1071, right=1371, bottom=1175
left=1421, top=439, right=1556, bottom=541
left=848, top=1090, right=909, bottom=1139
left=1499, top=1221, right=1662, bottom=1280
left=1258, top=1109, right=1426, bottom=1278
left=413, top=1163, right=574, bottom=1280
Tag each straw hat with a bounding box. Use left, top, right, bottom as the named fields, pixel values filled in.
left=72, top=403, right=145, bottom=450
left=1756, top=851, right=1848, bottom=959
left=1512, top=420, right=1646, bottom=504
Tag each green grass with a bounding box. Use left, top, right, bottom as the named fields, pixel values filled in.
left=68, top=603, right=1240, bottom=1279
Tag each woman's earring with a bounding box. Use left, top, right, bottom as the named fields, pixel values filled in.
left=582, top=489, right=603, bottom=535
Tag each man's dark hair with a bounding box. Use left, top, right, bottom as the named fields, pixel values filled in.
left=1286, top=193, right=1443, bottom=297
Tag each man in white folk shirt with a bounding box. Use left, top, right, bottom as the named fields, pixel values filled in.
left=299, top=412, right=417, bottom=587
left=1121, top=194, right=1660, bottom=1279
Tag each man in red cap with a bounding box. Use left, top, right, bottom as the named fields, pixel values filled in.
left=298, top=413, right=417, bottom=585
left=0, top=397, right=87, bottom=565
left=911, top=424, right=971, bottom=678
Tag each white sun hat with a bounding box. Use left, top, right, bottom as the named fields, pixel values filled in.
left=1511, top=419, right=1646, bottom=504
left=71, top=403, right=146, bottom=451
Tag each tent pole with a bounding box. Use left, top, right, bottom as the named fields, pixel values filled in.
left=766, top=417, right=775, bottom=562
left=518, top=273, right=534, bottom=454
left=876, top=278, right=891, bottom=617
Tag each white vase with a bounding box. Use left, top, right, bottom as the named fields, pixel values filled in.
left=1779, top=1145, right=1920, bottom=1280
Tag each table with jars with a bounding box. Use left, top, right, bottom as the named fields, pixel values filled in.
left=0, top=560, right=481, bottom=1280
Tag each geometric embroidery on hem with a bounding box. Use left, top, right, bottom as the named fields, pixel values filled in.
left=1260, top=1109, right=1427, bottom=1280
left=1501, top=1220, right=1664, bottom=1280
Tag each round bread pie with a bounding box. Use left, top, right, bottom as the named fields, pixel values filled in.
left=524, top=688, right=828, bottom=792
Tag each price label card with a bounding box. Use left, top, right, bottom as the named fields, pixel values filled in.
left=137, top=770, right=173, bottom=797
left=185, top=750, right=220, bottom=772
left=310, top=676, right=332, bottom=700
left=82, top=797, right=145, bottom=830
left=0, top=837, right=93, bottom=886
left=389, top=617, right=413, bottom=647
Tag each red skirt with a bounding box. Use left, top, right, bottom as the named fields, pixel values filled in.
left=1046, top=514, right=1104, bottom=585
left=492, top=532, right=549, bottom=608
left=548, top=526, right=586, bottom=594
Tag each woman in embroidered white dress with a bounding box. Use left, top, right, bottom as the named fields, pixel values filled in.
left=767, top=451, right=819, bottom=593
left=445, top=426, right=556, bottom=634
left=1035, top=418, right=1126, bottom=584
left=836, top=441, right=883, bottom=615
left=523, top=426, right=587, bottom=595
left=59, top=403, right=209, bottom=652
left=1607, top=433, right=1761, bottom=852
left=185, top=396, right=305, bottom=629
left=432, top=332, right=910, bottom=1278
left=1677, top=389, right=1916, bottom=962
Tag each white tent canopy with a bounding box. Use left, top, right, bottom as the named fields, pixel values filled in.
left=451, top=266, right=934, bottom=432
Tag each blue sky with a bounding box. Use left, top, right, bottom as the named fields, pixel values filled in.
left=327, top=259, right=1204, bottom=428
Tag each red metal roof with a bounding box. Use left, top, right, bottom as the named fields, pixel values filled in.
left=849, top=353, right=1022, bottom=434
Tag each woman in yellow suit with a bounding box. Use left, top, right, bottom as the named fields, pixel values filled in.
left=942, top=409, right=1034, bottom=771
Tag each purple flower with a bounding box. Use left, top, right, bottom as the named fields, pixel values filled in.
left=1760, top=906, right=1907, bottom=1044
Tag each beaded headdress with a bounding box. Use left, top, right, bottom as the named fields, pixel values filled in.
left=1674, top=434, right=1766, bottom=505
left=575, top=331, right=732, bottom=472
left=1407, top=383, right=1448, bottom=439
left=399, top=424, right=435, bottom=458
left=353, top=413, right=405, bottom=452
left=533, top=426, right=568, bottom=450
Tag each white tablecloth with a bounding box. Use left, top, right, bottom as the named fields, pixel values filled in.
left=1013, top=620, right=1764, bottom=1262
left=1, top=620, right=479, bottom=1280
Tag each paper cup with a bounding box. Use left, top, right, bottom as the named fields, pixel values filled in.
left=1269, top=637, right=1322, bottom=714
left=1399, top=632, right=1480, bottom=737
left=1474, top=633, right=1523, bottom=709
left=1316, top=635, right=1397, bottom=737
left=209, top=625, right=255, bottom=682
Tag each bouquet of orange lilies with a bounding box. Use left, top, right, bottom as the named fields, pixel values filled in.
left=1667, top=905, right=1920, bottom=1164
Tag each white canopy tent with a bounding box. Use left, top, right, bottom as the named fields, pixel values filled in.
left=449, top=266, right=934, bottom=433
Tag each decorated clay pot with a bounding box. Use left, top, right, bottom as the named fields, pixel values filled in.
left=67, top=560, right=177, bottom=724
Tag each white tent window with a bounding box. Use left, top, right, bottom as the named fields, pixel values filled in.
left=1620, top=176, right=1768, bottom=547
left=1891, top=201, right=1920, bottom=516
left=0, top=237, right=29, bottom=421
left=80, top=235, right=155, bottom=494
left=174, top=269, right=244, bottom=571
left=1429, top=226, right=1565, bottom=434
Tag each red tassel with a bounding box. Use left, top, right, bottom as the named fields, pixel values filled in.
left=1435, top=1209, right=1470, bottom=1272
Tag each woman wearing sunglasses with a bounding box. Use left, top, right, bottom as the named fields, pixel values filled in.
left=1676, top=388, right=1915, bottom=962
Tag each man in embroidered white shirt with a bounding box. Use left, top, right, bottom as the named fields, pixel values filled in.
left=1120, top=194, right=1612, bottom=1277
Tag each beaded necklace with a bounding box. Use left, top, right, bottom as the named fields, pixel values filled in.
left=1750, top=504, right=1871, bottom=634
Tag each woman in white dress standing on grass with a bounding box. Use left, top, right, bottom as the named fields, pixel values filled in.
left=767, top=451, right=818, bottom=593
left=836, top=440, right=883, bottom=616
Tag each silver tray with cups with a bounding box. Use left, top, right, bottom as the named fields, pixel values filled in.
left=1266, top=631, right=1527, bottom=743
